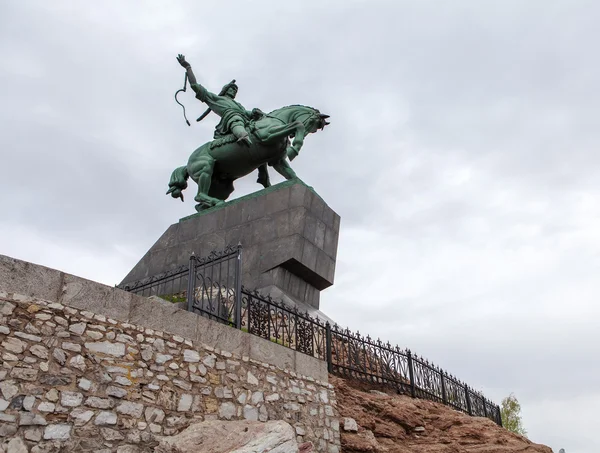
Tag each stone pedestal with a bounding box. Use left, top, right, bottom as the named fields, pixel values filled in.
left=120, top=179, right=340, bottom=311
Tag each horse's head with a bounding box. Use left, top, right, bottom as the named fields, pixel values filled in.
left=301, top=108, right=331, bottom=134
left=269, top=105, right=330, bottom=135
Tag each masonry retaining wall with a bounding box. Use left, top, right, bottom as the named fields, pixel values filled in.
left=0, top=255, right=340, bottom=452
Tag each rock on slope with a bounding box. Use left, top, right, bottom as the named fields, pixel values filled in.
left=154, top=420, right=310, bottom=453
left=331, top=376, right=552, bottom=453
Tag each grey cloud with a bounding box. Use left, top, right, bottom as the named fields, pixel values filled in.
left=2, top=1, right=599, bottom=451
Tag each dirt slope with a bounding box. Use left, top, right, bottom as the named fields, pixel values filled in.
left=331, top=376, right=552, bottom=453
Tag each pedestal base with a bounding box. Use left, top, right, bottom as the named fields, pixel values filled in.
left=120, top=179, right=340, bottom=311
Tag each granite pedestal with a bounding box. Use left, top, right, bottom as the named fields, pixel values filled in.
left=120, top=179, right=340, bottom=312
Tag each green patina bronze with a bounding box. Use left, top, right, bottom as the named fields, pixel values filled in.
left=168, top=54, right=330, bottom=212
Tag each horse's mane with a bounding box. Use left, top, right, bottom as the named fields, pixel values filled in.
left=267, top=104, right=319, bottom=115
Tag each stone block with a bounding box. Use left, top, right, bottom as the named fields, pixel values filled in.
left=144, top=248, right=173, bottom=280
left=257, top=270, right=276, bottom=289
left=59, top=274, right=111, bottom=312
left=271, top=210, right=292, bottom=240
left=264, top=186, right=290, bottom=214
left=301, top=240, right=318, bottom=271
left=161, top=308, right=200, bottom=340
left=195, top=232, right=227, bottom=258
left=309, top=192, right=326, bottom=219
left=105, top=289, right=133, bottom=322
left=327, top=261, right=336, bottom=286
left=0, top=254, right=63, bottom=302
left=250, top=217, right=279, bottom=245
left=130, top=296, right=175, bottom=330
left=321, top=205, right=335, bottom=229
left=60, top=274, right=132, bottom=322
left=314, top=220, right=326, bottom=249
left=257, top=235, right=304, bottom=275
left=249, top=335, right=295, bottom=371
left=289, top=207, right=307, bottom=236
left=316, top=251, right=334, bottom=286
left=197, top=317, right=250, bottom=358
left=303, top=216, right=317, bottom=246
left=225, top=222, right=254, bottom=250
left=43, top=424, right=72, bottom=440
left=332, top=212, right=341, bottom=232
left=130, top=297, right=198, bottom=341
left=151, top=224, right=179, bottom=251
left=295, top=352, right=328, bottom=383
left=241, top=196, right=266, bottom=223
left=288, top=182, right=306, bottom=208
left=323, top=228, right=337, bottom=259
left=223, top=204, right=243, bottom=229
left=177, top=216, right=211, bottom=243
left=302, top=189, right=314, bottom=212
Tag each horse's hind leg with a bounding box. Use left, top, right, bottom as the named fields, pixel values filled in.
left=188, top=155, right=224, bottom=211
left=256, top=164, right=271, bottom=188
left=208, top=179, right=235, bottom=201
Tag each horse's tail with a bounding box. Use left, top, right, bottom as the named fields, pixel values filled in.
left=166, top=165, right=189, bottom=202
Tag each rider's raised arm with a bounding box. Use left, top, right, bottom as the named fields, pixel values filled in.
left=176, top=55, right=220, bottom=105
left=177, top=54, right=198, bottom=85
left=183, top=70, right=218, bottom=103
left=184, top=65, right=198, bottom=86
left=190, top=82, right=219, bottom=104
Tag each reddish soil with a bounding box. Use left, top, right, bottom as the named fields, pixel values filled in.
left=331, top=376, right=552, bottom=453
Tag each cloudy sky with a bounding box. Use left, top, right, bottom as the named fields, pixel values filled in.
left=1, top=1, right=598, bottom=451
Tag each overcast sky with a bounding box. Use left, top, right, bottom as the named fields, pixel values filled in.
left=1, top=1, right=598, bottom=451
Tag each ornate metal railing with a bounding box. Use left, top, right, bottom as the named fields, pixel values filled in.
left=328, top=326, right=501, bottom=424
left=118, top=245, right=242, bottom=325
left=118, top=263, right=189, bottom=299
left=186, top=246, right=241, bottom=325
left=119, top=245, right=501, bottom=426
left=240, top=289, right=328, bottom=359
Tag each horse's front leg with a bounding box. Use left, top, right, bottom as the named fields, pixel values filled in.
left=272, top=159, right=297, bottom=180
left=286, top=128, right=306, bottom=161
left=188, top=154, right=224, bottom=211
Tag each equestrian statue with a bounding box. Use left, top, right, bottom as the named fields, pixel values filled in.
left=167, top=54, right=330, bottom=212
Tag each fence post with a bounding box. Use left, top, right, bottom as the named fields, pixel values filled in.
left=406, top=350, right=416, bottom=398
left=440, top=369, right=447, bottom=404
left=325, top=322, right=333, bottom=373
left=464, top=384, right=472, bottom=415
left=294, top=310, right=299, bottom=350
left=186, top=254, right=196, bottom=312
left=497, top=405, right=503, bottom=427
left=234, top=243, right=243, bottom=329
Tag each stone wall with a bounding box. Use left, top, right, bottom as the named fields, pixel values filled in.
left=0, top=255, right=341, bottom=452
left=0, top=254, right=328, bottom=383
left=0, top=293, right=340, bottom=452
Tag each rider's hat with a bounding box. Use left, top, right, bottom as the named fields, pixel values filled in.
left=219, top=80, right=238, bottom=96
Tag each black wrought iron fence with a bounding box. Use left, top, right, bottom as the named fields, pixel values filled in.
left=186, top=246, right=241, bottom=325
left=240, top=289, right=328, bottom=359
left=118, top=245, right=242, bottom=325
left=327, top=326, right=501, bottom=424
left=118, top=245, right=501, bottom=426
left=118, top=264, right=189, bottom=300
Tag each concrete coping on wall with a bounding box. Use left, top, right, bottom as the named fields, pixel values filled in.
left=0, top=253, right=329, bottom=383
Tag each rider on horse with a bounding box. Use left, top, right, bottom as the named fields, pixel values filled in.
left=177, top=54, right=257, bottom=146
